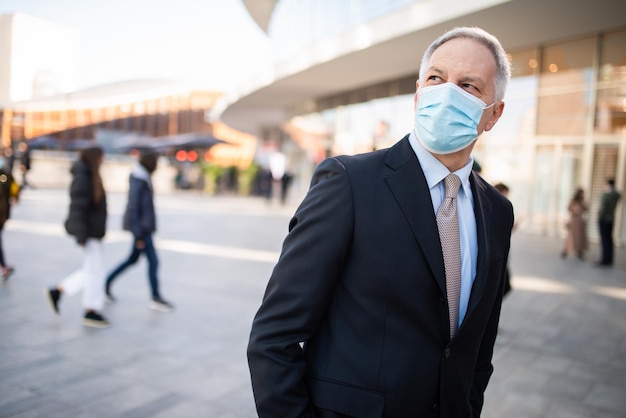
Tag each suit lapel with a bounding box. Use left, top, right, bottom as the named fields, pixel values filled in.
left=466, top=171, right=492, bottom=316
left=384, top=137, right=447, bottom=295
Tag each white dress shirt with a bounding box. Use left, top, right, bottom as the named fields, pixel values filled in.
left=408, top=130, right=478, bottom=328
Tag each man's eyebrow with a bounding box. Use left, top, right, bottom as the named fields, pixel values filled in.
left=427, top=67, right=446, bottom=76
left=458, top=75, right=483, bottom=86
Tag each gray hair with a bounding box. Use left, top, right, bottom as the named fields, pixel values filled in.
left=419, top=27, right=511, bottom=101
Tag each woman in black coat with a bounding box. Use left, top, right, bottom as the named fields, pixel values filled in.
left=46, top=146, right=110, bottom=328
left=0, top=153, right=19, bottom=280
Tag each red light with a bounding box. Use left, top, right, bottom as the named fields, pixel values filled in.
left=187, top=150, right=198, bottom=162
left=175, top=150, right=187, bottom=162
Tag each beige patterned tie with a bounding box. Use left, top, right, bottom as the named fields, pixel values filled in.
left=437, top=174, right=462, bottom=338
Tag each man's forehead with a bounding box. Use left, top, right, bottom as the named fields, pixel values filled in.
left=427, top=39, right=496, bottom=77
left=431, top=38, right=492, bottom=60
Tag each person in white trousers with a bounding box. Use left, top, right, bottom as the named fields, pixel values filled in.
left=46, top=146, right=109, bottom=328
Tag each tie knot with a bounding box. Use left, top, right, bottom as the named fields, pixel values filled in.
left=443, top=174, right=461, bottom=198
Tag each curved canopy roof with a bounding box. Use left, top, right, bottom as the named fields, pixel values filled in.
left=224, top=0, right=625, bottom=135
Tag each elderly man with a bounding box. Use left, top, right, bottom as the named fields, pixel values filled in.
left=248, top=26, right=514, bottom=418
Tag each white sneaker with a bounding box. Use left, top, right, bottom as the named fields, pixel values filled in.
left=150, top=298, right=174, bottom=312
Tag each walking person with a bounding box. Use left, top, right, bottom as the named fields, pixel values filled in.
left=105, top=151, right=174, bottom=312
left=3, top=147, right=15, bottom=174
left=248, top=27, right=514, bottom=417
left=17, top=141, right=31, bottom=189
left=597, top=178, right=621, bottom=267
left=0, top=153, right=19, bottom=281
left=46, top=146, right=109, bottom=328
left=561, top=188, right=588, bottom=260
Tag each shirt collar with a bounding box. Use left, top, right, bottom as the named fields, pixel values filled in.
left=408, top=130, right=474, bottom=196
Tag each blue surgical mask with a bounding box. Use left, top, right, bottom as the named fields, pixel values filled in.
left=415, top=82, right=494, bottom=154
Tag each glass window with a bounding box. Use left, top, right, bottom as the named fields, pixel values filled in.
left=589, top=145, right=619, bottom=240
left=558, top=145, right=584, bottom=229
left=595, top=29, right=626, bottom=135
left=536, top=37, right=597, bottom=136
left=531, top=146, right=556, bottom=233
left=509, top=49, right=539, bottom=78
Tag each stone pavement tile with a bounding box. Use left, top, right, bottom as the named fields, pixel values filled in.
left=209, top=387, right=258, bottom=418
left=0, top=345, right=58, bottom=375
left=0, top=393, right=75, bottom=418
left=528, top=353, right=573, bottom=375
left=501, top=366, right=553, bottom=392
left=76, top=387, right=184, bottom=418
left=582, top=383, right=626, bottom=415
left=543, top=398, right=612, bottom=418
left=483, top=389, right=550, bottom=418
left=490, top=344, right=538, bottom=373
left=165, top=363, right=249, bottom=403
left=0, top=355, right=102, bottom=394
left=108, top=352, right=191, bottom=382
left=0, top=385, right=33, bottom=408
left=116, top=393, right=185, bottom=418
left=45, top=372, right=135, bottom=405
left=544, top=374, right=594, bottom=399
left=149, top=399, right=227, bottom=418
left=566, top=361, right=626, bottom=391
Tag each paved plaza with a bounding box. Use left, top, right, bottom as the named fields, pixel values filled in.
left=1, top=187, right=625, bottom=417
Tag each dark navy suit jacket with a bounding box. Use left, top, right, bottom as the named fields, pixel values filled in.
left=248, top=136, right=514, bottom=418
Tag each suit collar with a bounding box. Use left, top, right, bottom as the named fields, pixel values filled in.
left=384, top=136, right=447, bottom=294
left=407, top=130, right=474, bottom=198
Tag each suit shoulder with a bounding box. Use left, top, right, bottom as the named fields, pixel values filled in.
left=313, top=136, right=409, bottom=184
left=332, top=147, right=390, bottom=170
left=474, top=175, right=512, bottom=210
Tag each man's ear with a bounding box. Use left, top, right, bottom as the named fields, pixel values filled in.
left=413, top=80, right=421, bottom=111
left=484, top=101, right=505, bottom=132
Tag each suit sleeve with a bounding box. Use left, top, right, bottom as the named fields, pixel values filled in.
left=470, top=198, right=514, bottom=416
left=247, top=157, right=355, bottom=418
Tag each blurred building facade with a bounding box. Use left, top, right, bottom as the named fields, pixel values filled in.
left=0, top=12, right=257, bottom=170
left=217, top=0, right=626, bottom=245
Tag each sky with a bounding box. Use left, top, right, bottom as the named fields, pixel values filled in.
left=0, top=0, right=272, bottom=91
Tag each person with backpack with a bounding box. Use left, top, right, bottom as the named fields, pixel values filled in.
left=104, top=151, right=174, bottom=312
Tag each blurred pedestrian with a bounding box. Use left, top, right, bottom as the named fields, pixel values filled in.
left=597, top=178, right=621, bottom=267
left=105, top=151, right=174, bottom=312
left=17, top=141, right=31, bottom=189
left=46, top=146, right=109, bottom=328
left=247, top=27, right=513, bottom=417
left=3, top=147, right=15, bottom=174
left=561, top=188, right=588, bottom=260
left=280, top=172, right=293, bottom=205
left=494, top=182, right=514, bottom=297
left=260, top=168, right=273, bottom=202
left=0, top=153, right=19, bottom=281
